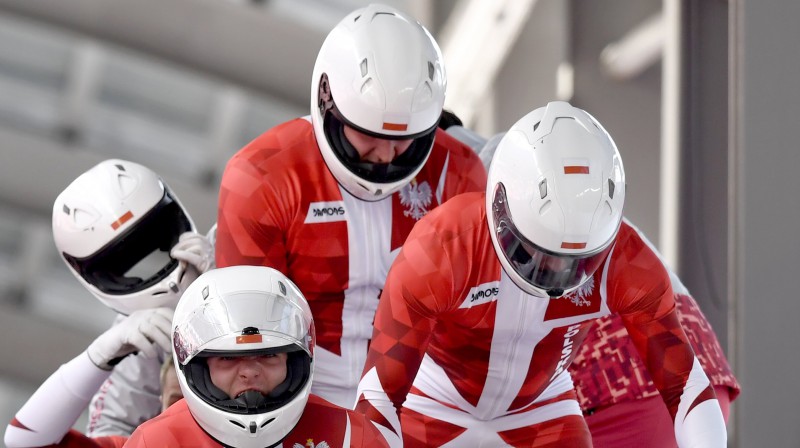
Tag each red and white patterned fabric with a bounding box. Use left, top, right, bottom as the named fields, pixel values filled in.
left=124, top=396, right=388, bottom=447
left=356, top=192, right=726, bottom=447
left=216, top=117, right=486, bottom=408
left=570, top=271, right=740, bottom=413
left=569, top=228, right=740, bottom=447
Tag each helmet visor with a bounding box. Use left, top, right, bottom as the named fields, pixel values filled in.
left=63, top=189, right=192, bottom=296
left=173, top=291, right=313, bottom=365
left=492, top=184, right=612, bottom=297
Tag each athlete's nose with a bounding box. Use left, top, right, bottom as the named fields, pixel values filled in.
left=371, top=143, right=395, bottom=163
left=237, top=357, right=261, bottom=378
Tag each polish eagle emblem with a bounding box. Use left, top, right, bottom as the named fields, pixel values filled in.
left=565, top=277, right=594, bottom=307
left=399, top=180, right=433, bottom=221
left=294, top=439, right=329, bottom=448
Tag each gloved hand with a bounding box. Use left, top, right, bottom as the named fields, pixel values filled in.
left=171, top=231, right=214, bottom=273
left=87, top=307, right=174, bottom=370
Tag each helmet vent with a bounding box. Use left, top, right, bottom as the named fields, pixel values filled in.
left=353, top=14, right=361, bottom=22
left=278, top=281, right=286, bottom=296
left=608, top=178, right=615, bottom=199
left=428, top=61, right=435, bottom=80
left=260, top=418, right=276, bottom=428
left=538, top=179, right=548, bottom=199
left=116, top=173, right=137, bottom=197
left=62, top=204, right=70, bottom=215
left=228, top=420, right=245, bottom=429
left=202, top=285, right=209, bottom=299
left=421, top=82, right=432, bottom=100
left=115, top=164, right=125, bottom=171
left=249, top=421, right=257, bottom=434
left=360, top=77, right=374, bottom=94
left=533, top=121, right=540, bottom=131
left=539, top=200, right=552, bottom=215
left=74, top=208, right=97, bottom=228
left=360, top=58, right=368, bottom=77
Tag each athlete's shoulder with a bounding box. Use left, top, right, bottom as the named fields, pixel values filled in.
left=127, top=400, right=210, bottom=445
left=606, top=219, right=673, bottom=314
left=430, top=129, right=487, bottom=180
left=609, top=219, right=658, bottom=262
left=423, top=191, right=486, bottom=230
left=229, top=118, right=318, bottom=167
left=222, top=118, right=334, bottom=193
left=432, top=128, right=477, bottom=156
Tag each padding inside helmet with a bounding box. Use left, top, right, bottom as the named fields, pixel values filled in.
left=323, top=111, right=436, bottom=184
left=183, top=348, right=311, bottom=415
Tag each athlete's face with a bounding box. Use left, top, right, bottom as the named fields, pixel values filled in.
left=160, top=365, right=183, bottom=411
left=343, top=125, right=413, bottom=163
left=207, top=354, right=288, bottom=399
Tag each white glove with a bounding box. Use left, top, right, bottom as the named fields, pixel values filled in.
left=171, top=231, right=214, bottom=273
left=87, top=308, right=174, bottom=371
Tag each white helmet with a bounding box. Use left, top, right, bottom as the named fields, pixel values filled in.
left=310, top=3, right=446, bottom=201
left=486, top=101, right=625, bottom=298
left=172, top=266, right=314, bottom=448
left=52, top=159, right=199, bottom=315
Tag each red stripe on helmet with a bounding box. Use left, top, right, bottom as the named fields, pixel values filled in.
left=236, top=334, right=264, bottom=344
left=382, top=122, right=408, bottom=131
left=110, top=211, right=134, bottom=230
left=564, top=166, right=590, bottom=174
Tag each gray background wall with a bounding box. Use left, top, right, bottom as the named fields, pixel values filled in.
left=732, top=0, right=800, bottom=445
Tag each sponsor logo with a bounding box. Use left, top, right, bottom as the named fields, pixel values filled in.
left=471, top=287, right=499, bottom=302
left=550, top=324, right=582, bottom=381
left=399, top=180, right=433, bottom=221
left=459, top=281, right=501, bottom=308
left=304, top=201, right=347, bottom=224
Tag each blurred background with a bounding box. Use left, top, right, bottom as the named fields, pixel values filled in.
left=0, top=0, right=797, bottom=446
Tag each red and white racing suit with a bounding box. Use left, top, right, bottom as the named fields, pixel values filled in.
left=124, top=395, right=388, bottom=447
left=569, top=231, right=740, bottom=447
left=4, top=351, right=128, bottom=448
left=216, top=118, right=487, bottom=408
left=356, top=192, right=727, bottom=447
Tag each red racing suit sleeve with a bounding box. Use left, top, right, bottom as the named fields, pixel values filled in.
left=355, top=219, right=452, bottom=445
left=609, top=228, right=727, bottom=447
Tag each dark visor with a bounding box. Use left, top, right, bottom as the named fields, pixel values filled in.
left=318, top=73, right=437, bottom=184
left=63, top=190, right=192, bottom=295
left=492, top=184, right=612, bottom=297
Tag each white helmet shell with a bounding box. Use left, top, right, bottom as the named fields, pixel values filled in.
left=310, top=3, right=446, bottom=201
left=486, top=101, right=625, bottom=298
left=172, top=266, right=314, bottom=448
left=52, top=159, right=198, bottom=315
